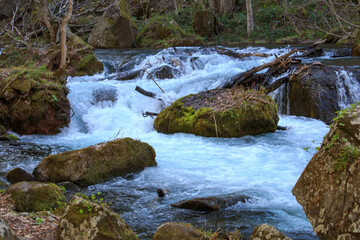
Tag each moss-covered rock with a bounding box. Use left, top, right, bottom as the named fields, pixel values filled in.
left=88, top=0, right=137, bottom=48
left=154, top=88, right=279, bottom=138
left=6, top=168, right=34, bottom=184
left=33, top=138, right=157, bottom=187
left=57, top=195, right=138, bottom=240
left=250, top=224, right=292, bottom=240
left=7, top=181, right=66, bottom=212
left=0, top=67, right=70, bottom=134
left=292, top=104, right=360, bottom=239
left=153, top=222, right=203, bottom=240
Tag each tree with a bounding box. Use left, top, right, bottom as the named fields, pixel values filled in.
left=246, top=0, right=254, bottom=37
left=59, top=0, right=73, bottom=71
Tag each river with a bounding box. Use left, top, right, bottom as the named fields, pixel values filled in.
left=2, top=45, right=359, bottom=239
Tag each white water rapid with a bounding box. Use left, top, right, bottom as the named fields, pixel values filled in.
left=13, top=46, right=335, bottom=239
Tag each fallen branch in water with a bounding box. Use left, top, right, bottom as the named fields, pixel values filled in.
left=215, top=46, right=269, bottom=59
left=142, top=111, right=158, bottom=118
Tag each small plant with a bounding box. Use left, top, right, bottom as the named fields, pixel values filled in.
left=333, top=144, right=360, bottom=171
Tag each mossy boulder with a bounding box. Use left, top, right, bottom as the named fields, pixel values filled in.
left=88, top=0, right=137, bottom=48
left=250, top=224, right=292, bottom=240
left=0, top=217, right=20, bottom=240
left=6, top=168, right=34, bottom=184
left=57, top=196, right=138, bottom=240
left=153, top=222, right=204, bottom=240
left=137, top=16, right=202, bottom=48
left=154, top=88, right=279, bottom=138
left=0, top=67, right=70, bottom=134
left=292, top=104, right=360, bottom=239
left=33, top=138, right=157, bottom=187
left=7, top=181, right=66, bottom=212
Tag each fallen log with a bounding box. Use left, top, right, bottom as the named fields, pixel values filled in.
left=215, top=46, right=269, bottom=59
left=142, top=111, right=159, bottom=118
left=222, top=49, right=303, bottom=88
left=264, top=76, right=290, bottom=94
left=135, top=86, right=156, bottom=98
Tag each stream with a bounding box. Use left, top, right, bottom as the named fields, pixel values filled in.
left=1, top=46, right=359, bottom=239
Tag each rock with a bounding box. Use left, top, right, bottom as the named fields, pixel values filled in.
left=88, top=0, right=137, bottom=48
left=171, top=195, right=250, bottom=211
left=57, top=195, right=138, bottom=240
left=7, top=181, right=66, bottom=212
left=6, top=168, right=34, bottom=184
left=91, top=87, right=118, bottom=105
left=250, top=224, right=292, bottom=240
left=116, top=69, right=144, bottom=81
left=0, top=67, right=70, bottom=135
left=292, top=104, right=360, bottom=240
left=0, top=180, right=8, bottom=189
left=193, top=10, right=218, bottom=37
left=33, top=138, right=157, bottom=187
left=0, top=0, right=25, bottom=19
left=0, top=217, right=20, bottom=240
left=150, top=66, right=181, bottom=79
left=154, top=88, right=279, bottom=138
left=56, top=182, right=82, bottom=193
left=278, top=63, right=360, bottom=124
left=153, top=222, right=203, bottom=240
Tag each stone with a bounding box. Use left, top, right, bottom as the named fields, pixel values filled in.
left=250, top=224, right=292, bottom=240
left=88, top=0, right=137, bottom=48
left=57, top=196, right=138, bottom=240
left=150, top=66, right=181, bottom=79
left=7, top=181, right=66, bottom=212
left=171, top=194, right=250, bottom=211
left=6, top=168, right=33, bottom=184
left=91, top=86, right=118, bottom=105
left=153, top=222, right=203, bottom=240
left=154, top=88, right=279, bottom=138
left=0, top=217, right=20, bottom=240
left=292, top=104, right=360, bottom=239
left=33, top=138, right=157, bottom=187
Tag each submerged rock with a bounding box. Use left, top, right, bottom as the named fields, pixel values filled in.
left=33, top=138, right=157, bottom=187
left=6, top=167, right=34, bottom=184
left=153, top=222, right=203, bottom=240
left=293, top=104, right=360, bottom=239
left=250, top=224, right=292, bottom=240
left=0, top=217, right=20, bottom=240
left=171, top=194, right=250, bottom=211
left=57, top=196, right=138, bottom=240
left=7, top=181, right=66, bottom=212
left=88, top=0, right=137, bottom=48
left=0, top=67, right=70, bottom=135
left=154, top=88, right=279, bottom=137
left=91, top=87, right=118, bottom=104
left=150, top=66, right=181, bottom=79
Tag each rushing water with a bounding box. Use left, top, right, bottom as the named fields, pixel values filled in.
left=3, top=45, right=354, bottom=239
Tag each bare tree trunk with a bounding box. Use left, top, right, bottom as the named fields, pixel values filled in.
left=220, top=0, right=235, bottom=14
left=246, top=0, right=254, bottom=37
left=41, top=4, right=56, bottom=43
left=59, top=0, right=73, bottom=71
left=209, top=0, right=220, bottom=13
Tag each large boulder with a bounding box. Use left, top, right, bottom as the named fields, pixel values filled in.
left=171, top=194, right=250, bottom=211
left=193, top=10, right=219, bottom=37
left=154, top=88, right=279, bottom=137
left=250, top=224, right=292, bottom=240
left=6, top=167, right=34, bottom=184
left=0, top=217, right=20, bottom=240
left=292, top=104, right=360, bottom=239
left=0, top=67, right=70, bottom=135
left=7, top=181, right=66, bottom=212
left=277, top=63, right=360, bottom=124
left=88, top=0, right=137, bottom=48
left=153, top=222, right=203, bottom=240
left=33, top=138, right=157, bottom=187
left=57, top=196, right=138, bottom=240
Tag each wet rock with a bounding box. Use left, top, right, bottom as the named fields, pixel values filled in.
left=171, top=195, right=250, bottom=211
left=292, top=104, right=360, bottom=240
left=153, top=222, right=203, bottom=240
left=6, top=168, right=34, bottom=184
left=154, top=88, right=279, bottom=138
left=88, top=0, right=137, bottom=48
left=0, top=67, right=70, bottom=135
left=116, top=69, right=144, bottom=81
left=0, top=217, right=20, bottom=240
left=7, top=181, right=66, bottom=212
left=193, top=10, right=218, bottom=37
left=91, top=87, right=118, bottom=104
left=250, top=224, right=292, bottom=240
left=33, top=138, right=157, bottom=187
left=279, top=63, right=360, bottom=124
left=57, top=196, right=138, bottom=240
left=150, top=66, right=181, bottom=79
left=57, top=182, right=82, bottom=193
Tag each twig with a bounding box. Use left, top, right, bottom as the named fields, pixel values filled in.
left=213, top=116, right=219, bottom=138
left=144, top=69, right=166, bottom=94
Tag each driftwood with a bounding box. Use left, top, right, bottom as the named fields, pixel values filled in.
left=215, top=46, right=269, bottom=59
left=264, top=76, right=290, bottom=93
left=135, top=86, right=156, bottom=98
left=277, top=126, right=287, bottom=130
left=142, top=111, right=159, bottom=118
left=222, top=49, right=303, bottom=88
